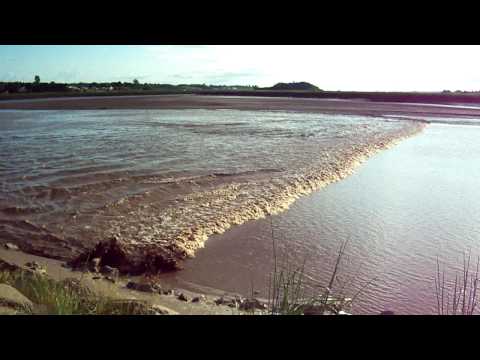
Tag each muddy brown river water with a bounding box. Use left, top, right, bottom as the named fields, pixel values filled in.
left=159, top=122, right=480, bottom=314
left=2, top=95, right=479, bottom=314
left=0, top=108, right=422, bottom=267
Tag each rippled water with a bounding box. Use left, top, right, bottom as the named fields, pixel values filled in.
left=0, top=109, right=420, bottom=268
left=159, top=123, right=480, bottom=314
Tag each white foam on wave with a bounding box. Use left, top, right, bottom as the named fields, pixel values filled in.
left=104, top=120, right=427, bottom=262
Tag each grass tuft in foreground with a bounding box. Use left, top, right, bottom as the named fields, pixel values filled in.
left=0, top=269, right=161, bottom=315
left=266, top=218, right=375, bottom=315
left=434, top=251, right=480, bottom=315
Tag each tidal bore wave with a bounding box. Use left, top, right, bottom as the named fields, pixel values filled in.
left=70, top=122, right=426, bottom=274
left=0, top=109, right=426, bottom=274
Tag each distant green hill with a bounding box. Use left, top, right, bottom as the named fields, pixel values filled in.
left=266, top=82, right=321, bottom=91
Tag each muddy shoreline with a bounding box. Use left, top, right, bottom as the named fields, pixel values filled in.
left=0, top=246, right=252, bottom=315
left=2, top=94, right=480, bottom=119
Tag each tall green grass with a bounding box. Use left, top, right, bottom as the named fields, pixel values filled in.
left=0, top=271, right=89, bottom=314
left=434, top=251, right=480, bottom=315
left=0, top=270, right=159, bottom=315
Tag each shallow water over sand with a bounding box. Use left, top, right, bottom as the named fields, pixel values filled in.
left=0, top=109, right=422, bottom=270
left=159, top=123, right=480, bottom=314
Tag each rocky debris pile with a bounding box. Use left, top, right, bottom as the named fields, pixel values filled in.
left=68, top=237, right=183, bottom=275
left=0, top=283, right=34, bottom=314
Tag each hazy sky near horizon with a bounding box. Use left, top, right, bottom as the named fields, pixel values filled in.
left=2, top=45, right=480, bottom=91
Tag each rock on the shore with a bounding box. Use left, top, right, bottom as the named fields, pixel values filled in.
left=100, top=265, right=119, bottom=277
left=126, top=281, right=157, bottom=293
left=191, top=295, right=206, bottom=303
left=215, top=295, right=242, bottom=308
left=0, top=283, right=34, bottom=313
left=238, top=298, right=267, bottom=311
left=68, top=237, right=183, bottom=275
left=4, top=243, right=19, bottom=251
left=177, top=293, right=189, bottom=302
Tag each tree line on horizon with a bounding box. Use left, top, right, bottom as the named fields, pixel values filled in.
left=0, top=75, right=266, bottom=95
left=0, top=76, right=326, bottom=95
left=2, top=77, right=477, bottom=96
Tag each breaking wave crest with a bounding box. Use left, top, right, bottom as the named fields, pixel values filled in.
left=0, top=109, right=426, bottom=273
left=84, top=121, right=426, bottom=273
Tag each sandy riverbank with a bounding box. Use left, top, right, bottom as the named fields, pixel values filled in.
left=0, top=246, right=254, bottom=315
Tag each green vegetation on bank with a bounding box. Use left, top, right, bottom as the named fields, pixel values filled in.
left=0, top=77, right=261, bottom=96
left=0, top=77, right=322, bottom=98
left=0, top=268, right=165, bottom=315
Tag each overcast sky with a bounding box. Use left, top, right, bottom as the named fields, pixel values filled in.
left=1, top=45, right=480, bottom=91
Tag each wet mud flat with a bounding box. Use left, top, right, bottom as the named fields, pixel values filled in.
left=0, top=101, right=428, bottom=275
left=3, top=94, right=480, bottom=119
